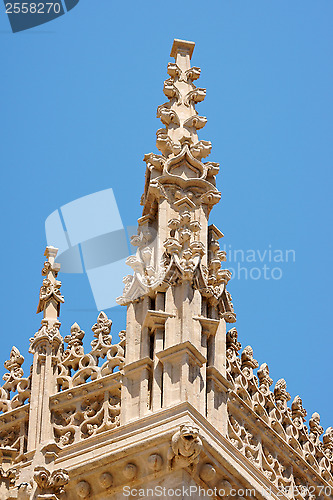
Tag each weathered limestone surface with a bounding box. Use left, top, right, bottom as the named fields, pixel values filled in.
left=0, top=39, right=332, bottom=500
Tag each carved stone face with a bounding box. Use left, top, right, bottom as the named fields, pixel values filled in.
left=179, top=424, right=199, bottom=441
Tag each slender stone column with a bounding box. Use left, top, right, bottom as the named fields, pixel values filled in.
left=28, top=247, right=64, bottom=452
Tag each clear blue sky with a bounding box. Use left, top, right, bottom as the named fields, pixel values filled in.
left=1, top=1, right=332, bottom=430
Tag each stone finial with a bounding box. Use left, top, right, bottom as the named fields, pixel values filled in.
left=226, top=328, right=241, bottom=359
left=241, top=346, right=259, bottom=373
left=37, top=246, right=64, bottom=321
left=3, top=347, right=24, bottom=381
left=64, top=322, right=85, bottom=356
left=257, top=363, right=273, bottom=391
left=274, top=379, right=291, bottom=410
left=91, top=311, right=112, bottom=350
left=0, top=346, right=31, bottom=412
left=291, top=395, right=307, bottom=427
left=309, top=412, right=324, bottom=444
left=118, top=39, right=226, bottom=306
left=323, top=427, right=333, bottom=459
left=92, top=311, right=112, bottom=339
left=154, top=39, right=211, bottom=160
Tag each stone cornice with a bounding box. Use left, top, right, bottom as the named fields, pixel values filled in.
left=51, top=402, right=287, bottom=500
left=206, top=366, right=232, bottom=391
left=50, top=372, right=122, bottom=409
left=156, top=341, right=206, bottom=367
left=142, top=310, right=175, bottom=331
left=122, top=357, right=153, bottom=376
left=194, top=316, right=220, bottom=336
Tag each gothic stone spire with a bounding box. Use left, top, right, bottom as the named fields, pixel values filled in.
left=118, top=39, right=235, bottom=428
left=117, top=39, right=234, bottom=327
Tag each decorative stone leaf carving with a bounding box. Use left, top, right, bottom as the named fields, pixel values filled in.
left=274, top=379, right=291, bottom=410
left=37, top=278, right=64, bottom=315
left=309, top=412, right=324, bottom=444
left=34, top=466, right=69, bottom=496
left=291, top=395, right=307, bottom=428
left=0, top=466, right=18, bottom=486
left=226, top=328, right=241, bottom=360
left=57, top=312, right=124, bottom=391
left=257, top=363, right=273, bottom=392
left=0, top=347, right=31, bottom=413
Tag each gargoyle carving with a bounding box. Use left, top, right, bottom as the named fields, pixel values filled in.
left=168, top=424, right=202, bottom=468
